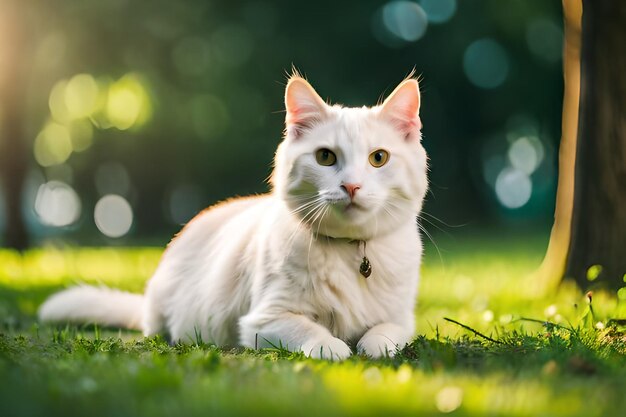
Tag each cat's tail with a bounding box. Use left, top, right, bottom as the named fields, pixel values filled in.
left=38, top=285, right=144, bottom=331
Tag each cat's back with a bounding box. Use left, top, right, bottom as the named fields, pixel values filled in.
left=149, top=193, right=274, bottom=295
left=166, top=194, right=271, bottom=255
left=185, top=194, right=271, bottom=236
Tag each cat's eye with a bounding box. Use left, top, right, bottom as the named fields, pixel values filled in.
left=315, top=148, right=337, bottom=166
left=369, top=149, right=390, bottom=168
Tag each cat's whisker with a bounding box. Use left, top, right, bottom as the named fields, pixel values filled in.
left=289, top=194, right=320, bottom=203
left=288, top=194, right=323, bottom=207
left=310, top=203, right=329, bottom=234
left=291, top=199, right=326, bottom=236
left=314, top=205, right=328, bottom=239
left=381, top=206, right=399, bottom=224
left=421, top=211, right=468, bottom=228
left=418, top=215, right=453, bottom=238
left=373, top=205, right=381, bottom=237
left=381, top=202, right=402, bottom=224
left=417, top=220, right=444, bottom=265
left=290, top=199, right=325, bottom=216
left=381, top=200, right=445, bottom=265
left=285, top=200, right=326, bottom=252
left=289, top=194, right=326, bottom=209
left=306, top=203, right=329, bottom=269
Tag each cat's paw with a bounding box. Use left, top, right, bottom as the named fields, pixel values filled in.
left=357, top=333, right=400, bottom=358
left=302, top=336, right=352, bottom=361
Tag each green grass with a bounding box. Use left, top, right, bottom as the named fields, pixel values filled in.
left=2, top=234, right=626, bottom=416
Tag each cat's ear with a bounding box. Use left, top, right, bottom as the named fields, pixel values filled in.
left=379, top=79, right=422, bottom=140
left=285, top=77, right=328, bottom=138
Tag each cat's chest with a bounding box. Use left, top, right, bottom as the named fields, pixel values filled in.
left=289, top=239, right=415, bottom=339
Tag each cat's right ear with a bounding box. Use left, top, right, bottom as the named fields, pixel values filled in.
left=285, top=77, right=328, bottom=138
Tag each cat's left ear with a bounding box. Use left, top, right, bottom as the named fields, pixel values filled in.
left=285, top=77, right=328, bottom=138
left=379, top=79, right=422, bottom=141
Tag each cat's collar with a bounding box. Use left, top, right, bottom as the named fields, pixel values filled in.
left=316, top=235, right=372, bottom=279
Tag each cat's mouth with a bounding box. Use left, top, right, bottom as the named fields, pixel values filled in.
left=328, top=199, right=366, bottom=213
left=344, top=202, right=365, bottom=212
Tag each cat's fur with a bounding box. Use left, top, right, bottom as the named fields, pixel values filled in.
left=39, top=74, right=428, bottom=360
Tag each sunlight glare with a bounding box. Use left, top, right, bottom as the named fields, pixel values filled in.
left=0, top=184, right=5, bottom=233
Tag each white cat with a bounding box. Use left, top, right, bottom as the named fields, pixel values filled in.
left=39, top=73, right=428, bottom=360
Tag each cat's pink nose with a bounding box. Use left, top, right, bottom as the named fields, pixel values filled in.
left=341, top=183, right=361, bottom=200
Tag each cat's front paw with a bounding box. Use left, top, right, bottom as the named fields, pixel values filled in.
left=357, top=333, right=400, bottom=358
left=302, top=336, right=352, bottom=361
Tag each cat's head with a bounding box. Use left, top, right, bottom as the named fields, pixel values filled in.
left=272, top=74, right=428, bottom=241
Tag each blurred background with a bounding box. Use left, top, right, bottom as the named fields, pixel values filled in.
left=0, top=0, right=564, bottom=247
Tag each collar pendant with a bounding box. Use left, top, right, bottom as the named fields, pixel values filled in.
left=358, top=240, right=372, bottom=278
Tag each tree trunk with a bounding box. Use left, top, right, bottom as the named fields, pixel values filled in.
left=566, top=0, right=626, bottom=289
left=0, top=1, right=29, bottom=250
left=533, top=0, right=581, bottom=293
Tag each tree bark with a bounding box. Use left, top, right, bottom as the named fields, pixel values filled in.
left=566, top=0, right=626, bottom=289
left=0, top=1, right=29, bottom=250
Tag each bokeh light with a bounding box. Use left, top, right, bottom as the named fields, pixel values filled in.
left=68, top=119, right=94, bottom=152
left=436, top=386, right=463, bottom=413
left=495, top=167, right=532, bottom=209
left=34, top=181, right=82, bottom=227
left=482, top=154, right=506, bottom=188
left=106, top=74, right=151, bottom=130
left=419, top=0, right=457, bottom=24
left=211, top=24, right=254, bottom=68
left=481, top=121, right=550, bottom=212
left=507, top=136, right=544, bottom=175
left=64, top=73, right=99, bottom=119
left=463, top=38, right=509, bottom=89
left=373, top=1, right=428, bottom=47
left=172, top=36, right=212, bottom=77
left=483, top=309, right=495, bottom=322
left=49, top=80, right=72, bottom=123
left=526, top=18, right=563, bottom=63
left=94, top=194, right=133, bottom=238
left=188, top=94, right=230, bottom=140
left=33, top=122, right=73, bottom=167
